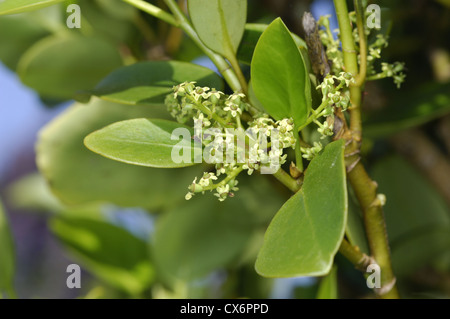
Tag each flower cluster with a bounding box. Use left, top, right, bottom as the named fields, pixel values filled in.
left=166, top=82, right=296, bottom=202
left=318, top=13, right=406, bottom=88
left=380, top=62, right=406, bottom=89
left=318, top=15, right=344, bottom=74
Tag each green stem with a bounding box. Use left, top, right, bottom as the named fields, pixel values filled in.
left=366, top=73, right=388, bottom=81
left=297, top=98, right=329, bottom=132
left=227, top=54, right=248, bottom=95
left=354, top=0, right=367, bottom=87
left=294, top=133, right=304, bottom=172
left=122, top=0, right=179, bottom=26
left=334, top=0, right=362, bottom=141
left=199, top=166, right=244, bottom=192
left=163, top=0, right=244, bottom=94
left=347, top=163, right=399, bottom=298
left=194, top=101, right=232, bottom=128
left=273, top=168, right=302, bottom=193
left=339, top=238, right=371, bottom=271
left=334, top=0, right=399, bottom=299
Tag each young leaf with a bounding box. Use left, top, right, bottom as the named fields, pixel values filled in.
left=0, top=198, right=15, bottom=298
left=255, top=140, right=347, bottom=277
left=0, top=0, right=64, bottom=15
left=18, top=34, right=123, bottom=99
left=50, top=215, right=154, bottom=295
left=188, top=0, right=246, bottom=59
left=251, top=18, right=311, bottom=128
left=36, top=98, right=202, bottom=210
left=88, top=61, right=223, bottom=106
left=316, top=266, right=338, bottom=299
left=84, top=119, right=201, bottom=168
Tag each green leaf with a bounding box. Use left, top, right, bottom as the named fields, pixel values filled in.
left=372, top=156, right=450, bottom=277
left=251, top=18, right=311, bottom=127
left=85, top=118, right=201, bottom=168
left=7, top=173, right=64, bottom=213
left=153, top=196, right=252, bottom=281
left=0, top=197, right=15, bottom=298
left=255, top=140, right=347, bottom=277
left=78, top=0, right=137, bottom=44
left=50, top=215, right=154, bottom=295
left=88, top=61, right=223, bottom=106
left=237, top=23, right=307, bottom=65
left=188, top=0, right=246, bottom=59
left=18, top=34, right=123, bottom=99
left=316, top=266, right=338, bottom=299
left=95, top=0, right=136, bottom=20
left=364, top=82, right=450, bottom=137
left=0, top=0, right=64, bottom=15
left=152, top=173, right=286, bottom=283
left=36, top=98, right=201, bottom=210
left=0, top=14, right=49, bottom=70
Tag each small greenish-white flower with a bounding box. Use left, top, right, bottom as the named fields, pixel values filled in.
left=301, top=142, right=323, bottom=161
left=317, top=120, right=334, bottom=138
left=243, top=162, right=260, bottom=175
left=215, top=184, right=230, bottom=202
left=192, top=86, right=211, bottom=101
left=228, top=179, right=239, bottom=192
left=229, top=92, right=246, bottom=103
left=199, top=172, right=218, bottom=188
left=209, top=89, right=224, bottom=104
left=277, top=118, right=294, bottom=133
left=185, top=192, right=194, bottom=200
left=369, top=47, right=381, bottom=60
left=194, top=113, right=211, bottom=128
left=188, top=177, right=203, bottom=194
left=328, top=90, right=341, bottom=103
left=224, top=100, right=242, bottom=117
left=340, top=72, right=355, bottom=87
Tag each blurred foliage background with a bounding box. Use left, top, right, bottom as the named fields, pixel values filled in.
left=0, top=0, right=449, bottom=299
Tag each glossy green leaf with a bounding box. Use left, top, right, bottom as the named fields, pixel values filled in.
left=237, top=23, right=307, bottom=65
left=50, top=215, right=154, bottom=295
left=372, top=156, right=450, bottom=277
left=85, top=118, right=200, bottom=168
left=36, top=98, right=201, bottom=210
left=364, top=82, right=450, bottom=137
left=188, top=0, right=246, bottom=58
left=0, top=0, right=64, bottom=15
left=0, top=198, right=15, bottom=298
left=316, top=266, right=338, bottom=299
left=251, top=18, right=311, bottom=127
left=18, top=34, right=123, bottom=99
left=256, top=140, right=347, bottom=277
left=88, top=61, right=223, bottom=106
